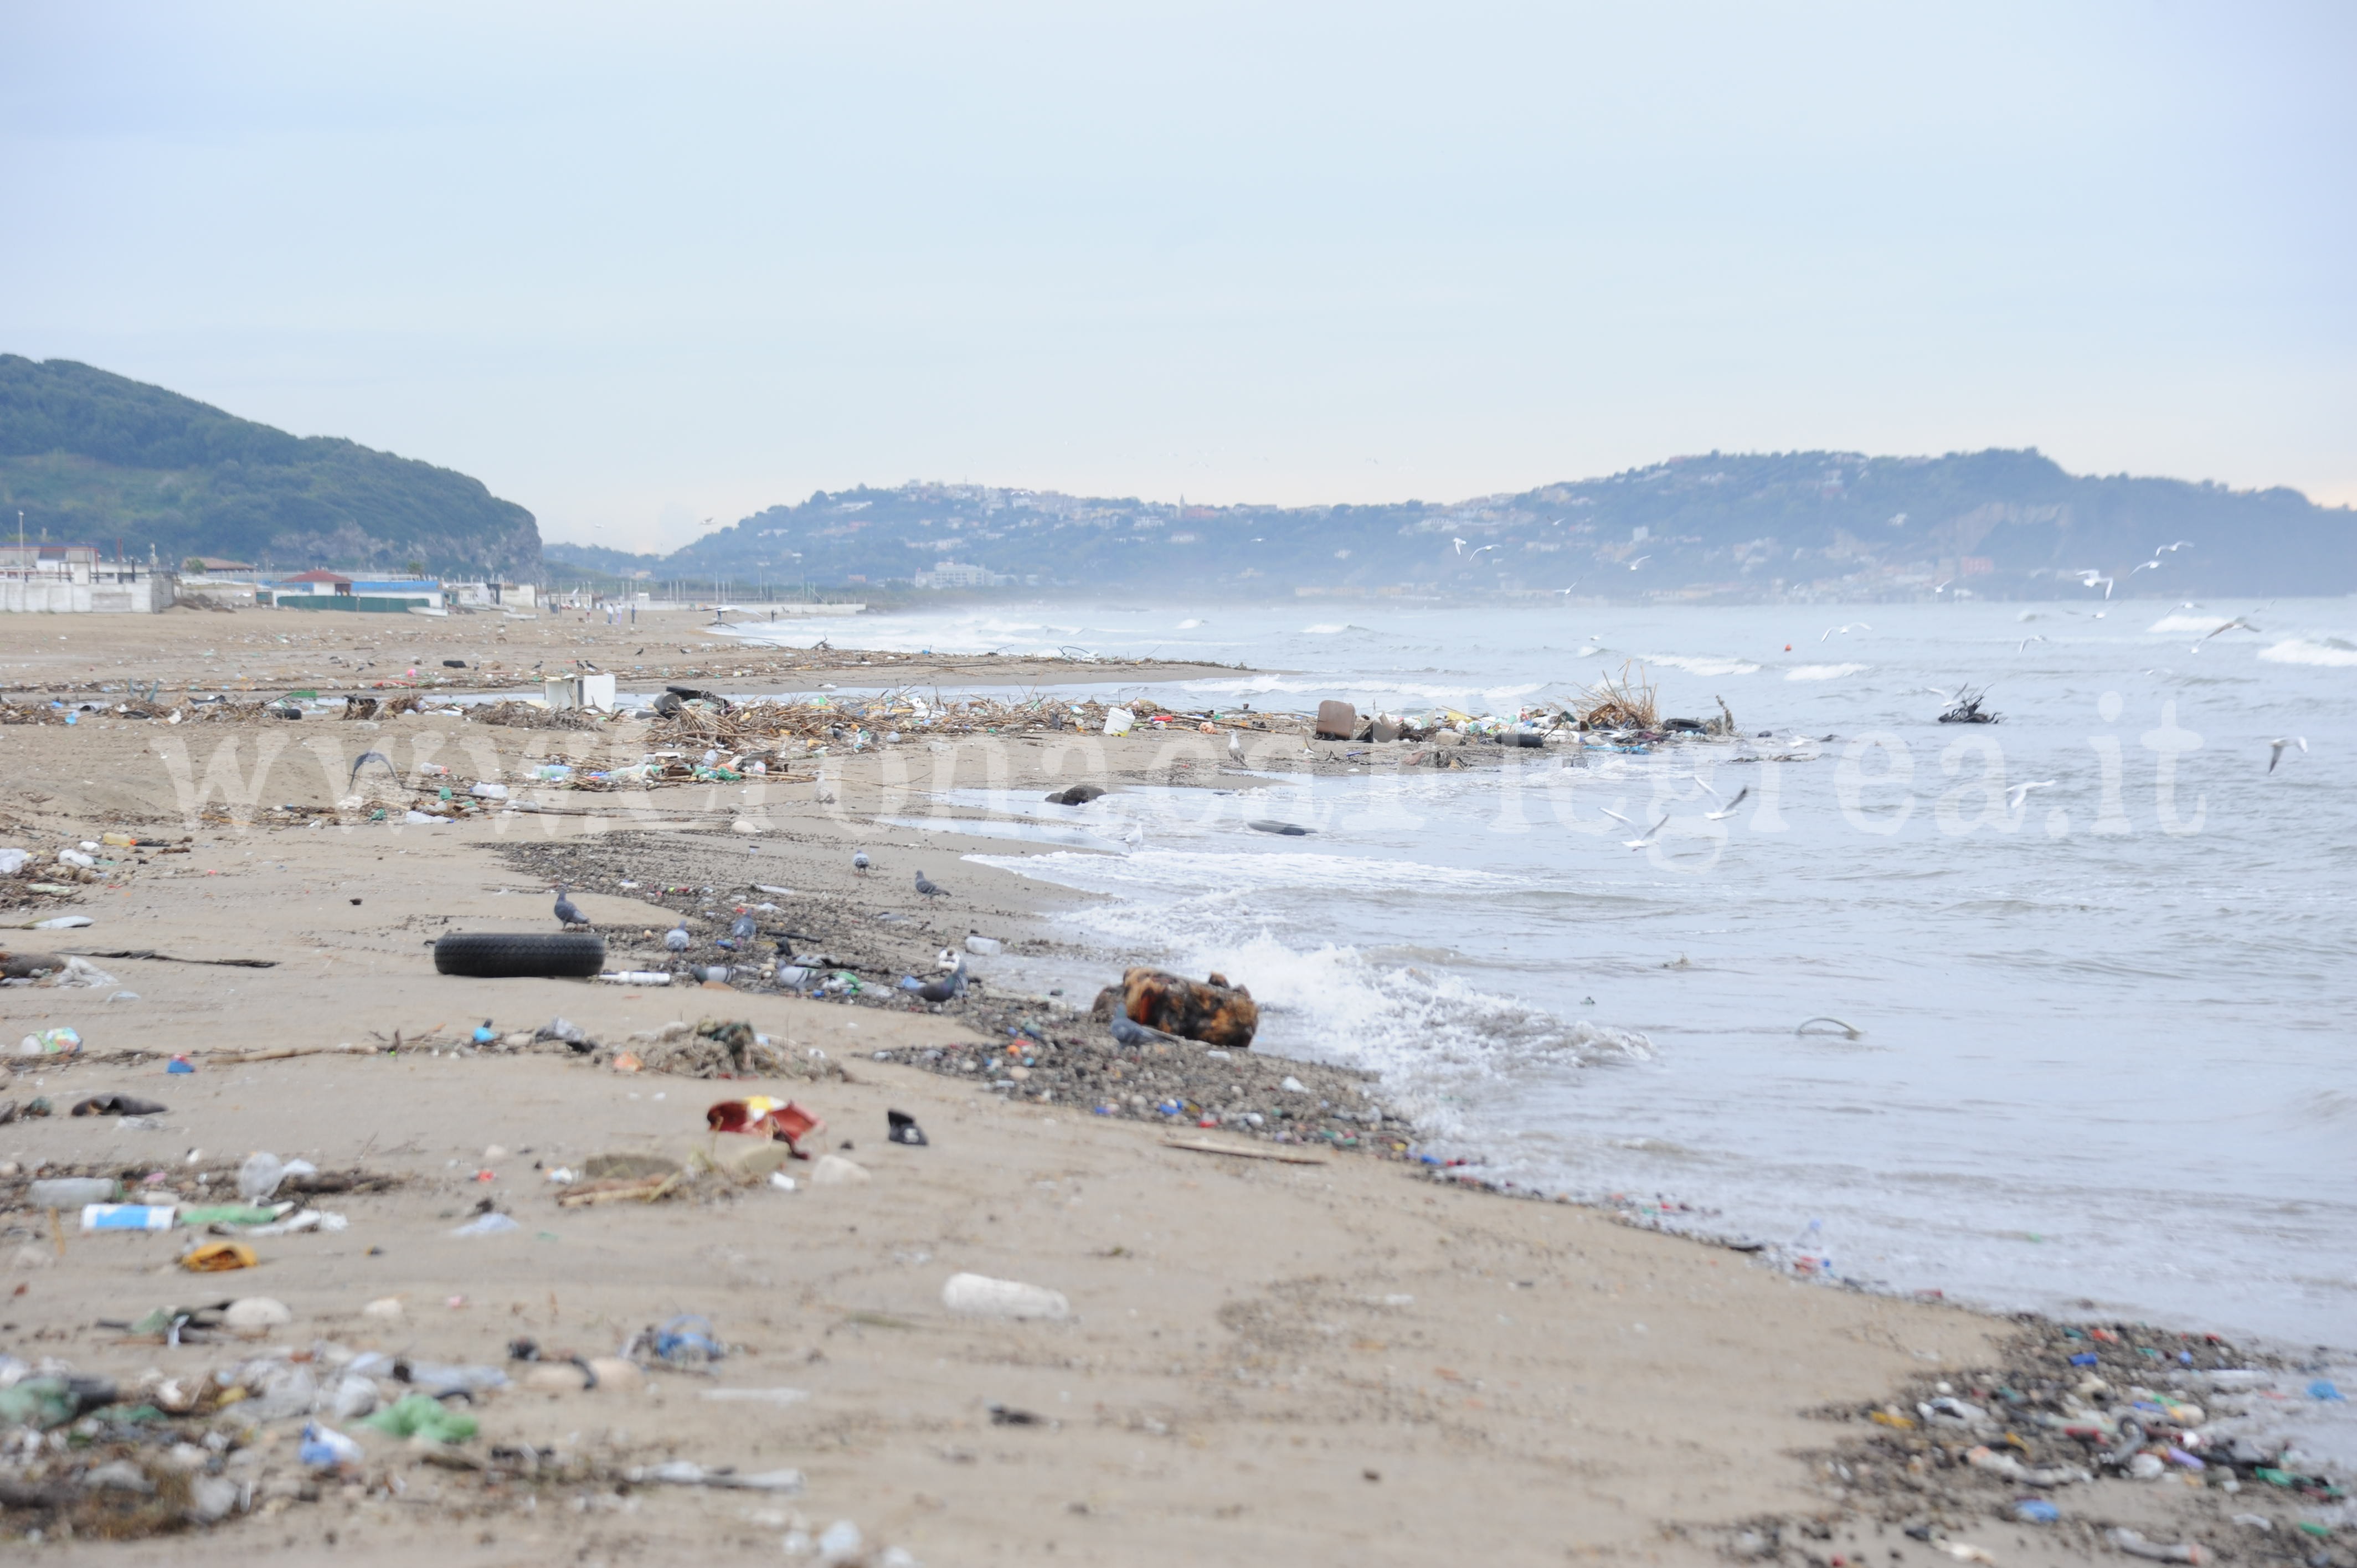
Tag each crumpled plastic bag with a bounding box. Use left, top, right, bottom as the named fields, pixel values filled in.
left=239, top=1363, right=320, bottom=1422
left=361, top=1392, right=478, bottom=1443
left=49, top=957, right=118, bottom=989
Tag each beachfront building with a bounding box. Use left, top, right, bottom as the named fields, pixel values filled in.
left=912, top=560, right=1015, bottom=589
left=257, top=570, right=446, bottom=613
left=444, top=580, right=539, bottom=609
left=0, top=542, right=178, bottom=613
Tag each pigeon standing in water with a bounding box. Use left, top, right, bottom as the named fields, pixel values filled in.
left=914, top=870, right=948, bottom=899
left=664, top=920, right=692, bottom=952
left=553, top=887, right=589, bottom=929
left=852, top=849, right=869, bottom=875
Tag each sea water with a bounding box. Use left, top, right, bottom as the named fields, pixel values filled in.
left=728, top=598, right=2357, bottom=1363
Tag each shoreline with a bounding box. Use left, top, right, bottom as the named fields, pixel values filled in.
left=0, top=610, right=2344, bottom=1561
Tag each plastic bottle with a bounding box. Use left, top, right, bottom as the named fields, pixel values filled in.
left=29, top=1177, right=115, bottom=1208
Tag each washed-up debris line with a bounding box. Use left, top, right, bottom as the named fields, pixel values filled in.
left=1, top=1159, right=407, bottom=1213
left=1717, top=1323, right=2341, bottom=1565
left=871, top=993, right=1416, bottom=1156
left=584, top=1018, right=849, bottom=1083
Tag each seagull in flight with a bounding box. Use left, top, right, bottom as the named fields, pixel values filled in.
left=2155, top=540, right=2194, bottom=554
left=1620, top=813, right=1671, bottom=849
left=2073, top=570, right=2115, bottom=599
left=1627, top=555, right=1650, bottom=570
left=2130, top=560, right=2161, bottom=574
left=2006, top=780, right=2056, bottom=813
left=1678, top=772, right=1721, bottom=798
left=2192, top=617, right=2260, bottom=652
left=1705, top=786, right=1751, bottom=821
left=2268, top=737, right=2307, bottom=773
left=2019, top=635, right=2047, bottom=652
left=1820, top=623, right=1871, bottom=642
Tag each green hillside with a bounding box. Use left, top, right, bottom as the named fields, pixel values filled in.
left=0, top=356, right=542, bottom=578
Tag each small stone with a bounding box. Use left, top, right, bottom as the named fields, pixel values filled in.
left=586, top=1356, right=642, bottom=1391
left=362, top=1297, right=404, bottom=1319
left=224, top=1297, right=293, bottom=1333
left=188, top=1474, right=241, bottom=1523
left=809, top=1154, right=870, bottom=1187
left=82, top=1459, right=155, bottom=1495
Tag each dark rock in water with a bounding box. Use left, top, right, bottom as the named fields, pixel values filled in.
left=1246, top=819, right=1310, bottom=835
left=1045, top=784, right=1106, bottom=806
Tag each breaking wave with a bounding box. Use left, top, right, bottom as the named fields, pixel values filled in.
left=2259, top=637, right=2357, bottom=668
left=970, top=851, right=1651, bottom=1138
left=1642, top=653, right=1762, bottom=677
left=1784, top=662, right=1867, bottom=681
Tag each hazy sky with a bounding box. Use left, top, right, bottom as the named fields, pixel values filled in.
left=4, top=3, right=2350, bottom=553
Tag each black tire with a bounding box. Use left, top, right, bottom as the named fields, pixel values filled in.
left=434, top=932, right=606, bottom=979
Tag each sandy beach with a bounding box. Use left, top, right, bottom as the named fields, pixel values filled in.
left=0, top=607, right=2312, bottom=1566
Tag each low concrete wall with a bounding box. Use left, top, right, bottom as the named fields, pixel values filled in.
left=0, top=574, right=177, bottom=613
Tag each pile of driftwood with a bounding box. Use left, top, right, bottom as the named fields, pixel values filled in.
left=1936, top=687, right=2000, bottom=724
left=1572, top=662, right=1661, bottom=730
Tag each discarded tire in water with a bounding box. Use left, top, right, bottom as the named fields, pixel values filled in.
left=433, top=932, right=606, bottom=979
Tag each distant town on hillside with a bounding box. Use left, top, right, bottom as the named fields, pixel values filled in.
left=548, top=450, right=2354, bottom=602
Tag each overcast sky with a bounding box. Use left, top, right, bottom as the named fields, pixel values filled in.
left=3, top=2, right=2350, bottom=553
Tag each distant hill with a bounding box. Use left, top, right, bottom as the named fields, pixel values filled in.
left=548, top=450, right=2356, bottom=601
left=0, top=356, right=541, bottom=579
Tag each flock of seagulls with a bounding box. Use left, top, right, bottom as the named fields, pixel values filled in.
left=2077, top=541, right=2194, bottom=600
